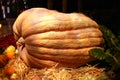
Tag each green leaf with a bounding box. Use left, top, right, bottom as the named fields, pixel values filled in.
left=89, top=48, right=113, bottom=63
left=90, top=48, right=120, bottom=70
left=99, top=25, right=120, bottom=52
left=104, top=49, right=113, bottom=63
left=89, top=48, right=106, bottom=60
left=90, top=25, right=120, bottom=71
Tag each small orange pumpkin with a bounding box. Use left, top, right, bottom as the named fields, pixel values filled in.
left=13, top=8, right=104, bottom=68
left=4, top=66, right=15, bottom=76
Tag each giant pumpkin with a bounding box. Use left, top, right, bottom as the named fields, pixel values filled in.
left=13, top=8, right=104, bottom=68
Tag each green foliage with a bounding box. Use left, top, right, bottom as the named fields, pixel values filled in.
left=90, top=25, right=120, bottom=71
left=89, top=48, right=112, bottom=61
left=100, top=25, right=120, bottom=52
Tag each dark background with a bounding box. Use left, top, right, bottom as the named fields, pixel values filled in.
left=81, top=0, right=120, bottom=35
left=0, top=0, right=120, bottom=34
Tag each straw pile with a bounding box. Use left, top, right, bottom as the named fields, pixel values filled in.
left=3, top=56, right=110, bottom=80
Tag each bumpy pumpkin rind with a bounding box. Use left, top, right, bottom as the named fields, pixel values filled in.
left=13, top=8, right=104, bottom=68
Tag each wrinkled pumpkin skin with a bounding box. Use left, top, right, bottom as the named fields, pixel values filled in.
left=13, top=8, right=104, bottom=68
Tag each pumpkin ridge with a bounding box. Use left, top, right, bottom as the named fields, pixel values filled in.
left=28, top=53, right=94, bottom=64
left=25, top=38, right=104, bottom=49
left=27, top=54, right=55, bottom=68
left=25, top=35, right=103, bottom=40
left=25, top=44, right=103, bottom=56
left=27, top=53, right=94, bottom=68
left=26, top=44, right=103, bottom=50
left=24, top=27, right=103, bottom=41
left=23, top=27, right=101, bottom=38
left=27, top=50, right=95, bottom=62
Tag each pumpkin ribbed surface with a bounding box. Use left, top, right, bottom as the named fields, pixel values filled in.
left=13, top=8, right=104, bottom=68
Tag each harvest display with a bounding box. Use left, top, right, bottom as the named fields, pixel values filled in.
left=0, top=8, right=120, bottom=80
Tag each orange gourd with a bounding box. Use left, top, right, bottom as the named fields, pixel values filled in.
left=13, top=8, right=104, bottom=68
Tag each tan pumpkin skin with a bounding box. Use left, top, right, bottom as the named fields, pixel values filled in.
left=13, top=8, right=104, bottom=68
